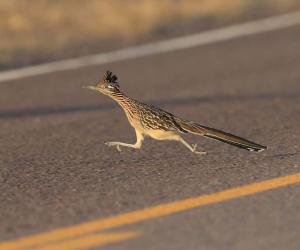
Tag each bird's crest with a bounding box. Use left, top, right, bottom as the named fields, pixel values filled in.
left=102, top=71, right=118, bottom=84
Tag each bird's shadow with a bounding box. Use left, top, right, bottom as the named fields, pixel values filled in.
left=270, top=152, right=299, bottom=159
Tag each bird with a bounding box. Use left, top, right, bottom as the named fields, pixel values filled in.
left=84, top=71, right=266, bottom=154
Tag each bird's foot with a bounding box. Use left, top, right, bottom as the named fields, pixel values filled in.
left=192, top=144, right=207, bottom=155
left=105, top=142, right=122, bottom=152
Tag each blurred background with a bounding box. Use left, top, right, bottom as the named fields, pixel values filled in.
left=1, top=0, right=299, bottom=71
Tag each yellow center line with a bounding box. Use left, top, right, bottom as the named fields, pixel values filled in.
left=1, top=172, right=300, bottom=250
left=36, top=231, right=140, bottom=250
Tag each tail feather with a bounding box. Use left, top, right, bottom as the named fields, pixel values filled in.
left=176, top=118, right=267, bottom=152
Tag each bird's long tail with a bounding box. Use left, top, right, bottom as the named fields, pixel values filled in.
left=176, top=118, right=267, bottom=152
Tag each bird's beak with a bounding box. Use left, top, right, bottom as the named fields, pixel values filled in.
left=82, top=85, right=98, bottom=91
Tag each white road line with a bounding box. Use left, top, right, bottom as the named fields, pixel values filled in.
left=1, top=11, right=300, bottom=83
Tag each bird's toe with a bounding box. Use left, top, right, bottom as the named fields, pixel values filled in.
left=105, top=141, right=116, bottom=146
left=194, top=151, right=207, bottom=155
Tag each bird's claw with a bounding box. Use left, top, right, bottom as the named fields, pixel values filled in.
left=105, top=142, right=122, bottom=152
left=116, top=145, right=121, bottom=152
left=192, top=144, right=207, bottom=155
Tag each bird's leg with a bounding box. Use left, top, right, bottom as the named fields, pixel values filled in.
left=179, top=137, right=206, bottom=155
left=105, top=129, right=144, bottom=152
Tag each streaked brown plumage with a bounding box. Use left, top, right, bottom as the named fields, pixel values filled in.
left=84, top=71, right=267, bottom=154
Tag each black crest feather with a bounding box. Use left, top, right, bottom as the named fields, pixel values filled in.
left=102, top=70, right=118, bottom=84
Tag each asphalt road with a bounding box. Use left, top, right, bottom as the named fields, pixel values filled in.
left=1, top=24, right=300, bottom=250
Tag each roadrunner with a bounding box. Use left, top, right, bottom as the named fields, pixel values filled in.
left=85, top=71, right=266, bottom=154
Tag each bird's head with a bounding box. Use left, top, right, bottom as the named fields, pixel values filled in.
left=84, top=71, right=120, bottom=96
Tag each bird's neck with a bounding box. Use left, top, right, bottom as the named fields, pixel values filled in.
left=108, top=91, right=137, bottom=122
left=109, top=91, right=134, bottom=108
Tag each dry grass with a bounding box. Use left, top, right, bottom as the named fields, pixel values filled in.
left=0, top=0, right=299, bottom=69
